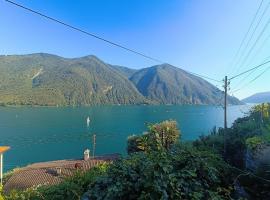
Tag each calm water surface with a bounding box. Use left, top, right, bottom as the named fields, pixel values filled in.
left=0, top=105, right=252, bottom=171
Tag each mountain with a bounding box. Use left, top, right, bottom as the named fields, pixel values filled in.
left=242, top=92, right=270, bottom=103
left=0, top=53, right=241, bottom=106
left=111, top=65, right=137, bottom=78
left=129, top=64, right=240, bottom=105
left=0, top=53, right=147, bottom=106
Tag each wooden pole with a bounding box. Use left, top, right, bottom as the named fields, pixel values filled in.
left=93, top=134, right=96, bottom=158
left=224, top=76, right=228, bottom=156
left=224, top=76, right=228, bottom=130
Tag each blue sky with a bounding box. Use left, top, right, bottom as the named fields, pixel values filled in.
left=1, top=0, right=269, bottom=99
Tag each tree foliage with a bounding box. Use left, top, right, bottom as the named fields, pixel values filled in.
left=127, top=120, right=180, bottom=154
left=194, top=103, right=270, bottom=199
left=86, top=145, right=233, bottom=200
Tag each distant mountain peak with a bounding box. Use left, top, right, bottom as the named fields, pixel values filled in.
left=29, top=53, right=62, bottom=58
left=79, top=55, right=100, bottom=60
left=242, top=91, right=270, bottom=103
left=129, top=63, right=241, bottom=105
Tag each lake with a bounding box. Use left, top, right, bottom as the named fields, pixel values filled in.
left=0, top=105, right=252, bottom=172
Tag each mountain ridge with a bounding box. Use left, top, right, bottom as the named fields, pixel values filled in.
left=0, top=53, right=241, bottom=106
left=129, top=64, right=240, bottom=105
left=242, top=92, right=270, bottom=103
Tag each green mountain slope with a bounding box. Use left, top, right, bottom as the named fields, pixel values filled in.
left=0, top=53, right=241, bottom=106
left=129, top=64, right=241, bottom=105
left=110, top=65, right=137, bottom=78
left=0, top=53, right=147, bottom=106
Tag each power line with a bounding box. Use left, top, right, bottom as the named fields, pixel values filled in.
left=234, top=5, right=270, bottom=75
left=229, top=3, right=270, bottom=91
left=232, top=0, right=270, bottom=75
left=231, top=64, right=270, bottom=93
left=4, top=0, right=163, bottom=64
left=231, top=70, right=257, bottom=91
left=229, top=60, right=270, bottom=80
left=244, top=29, right=270, bottom=68
left=185, top=71, right=222, bottom=83
left=226, top=0, right=265, bottom=76
left=230, top=55, right=270, bottom=91
left=4, top=0, right=222, bottom=83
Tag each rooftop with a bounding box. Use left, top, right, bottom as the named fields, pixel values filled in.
left=4, top=154, right=119, bottom=193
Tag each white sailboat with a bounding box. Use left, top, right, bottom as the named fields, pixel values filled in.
left=86, top=116, right=90, bottom=127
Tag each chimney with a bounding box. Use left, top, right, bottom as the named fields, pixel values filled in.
left=56, top=167, right=62, bottom=175
left=84, top=149, right=90, bottom=161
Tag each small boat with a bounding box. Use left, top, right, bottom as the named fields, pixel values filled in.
left=86, top=116, right=90, bottom=126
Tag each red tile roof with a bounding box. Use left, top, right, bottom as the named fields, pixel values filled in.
left=4, top=154, right=118, bottom=193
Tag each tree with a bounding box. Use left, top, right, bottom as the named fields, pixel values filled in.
left=127, top=120, right=180, bottom=154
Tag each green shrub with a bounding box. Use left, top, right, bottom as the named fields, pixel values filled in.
left=127, top=134, right=147, bottom=154
left=246, top=136, right=264, bottom=150
left=194, top=103, right=270, bottom=199
left=127, top=120, right=180, bottom=154
left=5, top=187, right=42, bottom=200
left=86, top=145, right=233, bottom=200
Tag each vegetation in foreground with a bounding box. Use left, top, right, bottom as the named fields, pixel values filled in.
left=194, top=103, right=270, bottom=199
left=2, top=104, right=270, bottom=199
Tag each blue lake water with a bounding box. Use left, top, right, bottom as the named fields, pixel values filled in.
left=0, top=105, right=252, bottom=172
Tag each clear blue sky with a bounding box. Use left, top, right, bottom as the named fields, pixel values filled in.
left=1, top=0, right=269, bottom=99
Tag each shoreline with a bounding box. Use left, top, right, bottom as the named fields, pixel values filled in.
left=0, top=103, right=243, bottom=108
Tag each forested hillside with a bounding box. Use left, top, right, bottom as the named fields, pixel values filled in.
left=0, top=53, right=241, bottom=106
left=130, top=64, right=240, bottom=105
left=0, top=54, right=147, bottom=106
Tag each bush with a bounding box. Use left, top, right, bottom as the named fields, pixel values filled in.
left=127, top=134, right=147, bottom=154
left=86, top=145, right=234, bottom=200
left=127, top=120, right=180, bottom=154
left=194, top=103, right=270, bottom=199
left=5, top=187, right=42, bottom=200
left=246, top=136, right=264, bottom=150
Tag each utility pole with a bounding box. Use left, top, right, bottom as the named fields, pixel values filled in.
left=224, top=76, right=228, bottom=129
left=223, top=76, right=228, bottom=156
left=92, top=134, right=96, bottom=158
